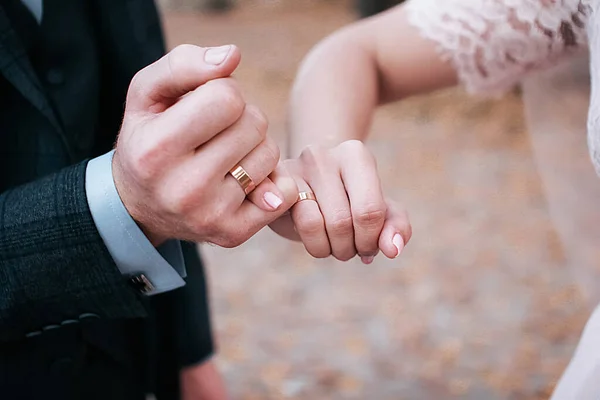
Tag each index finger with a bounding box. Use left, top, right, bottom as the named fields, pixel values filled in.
left=152, top=77, right=246, bottom=152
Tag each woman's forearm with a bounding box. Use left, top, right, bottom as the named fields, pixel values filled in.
left=287, top=28, right=379, bottom=157
left=287, top=5, right=459, bottom=157
left=289, top=0, right=590, bottom=157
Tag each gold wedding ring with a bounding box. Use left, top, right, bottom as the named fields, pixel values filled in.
left=296, top=191, right=317, bottom=204
left=229, top=165, right=256, bottom=195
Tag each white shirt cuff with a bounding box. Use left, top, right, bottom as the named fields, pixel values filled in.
left=85, top=150, right=186, bottom=295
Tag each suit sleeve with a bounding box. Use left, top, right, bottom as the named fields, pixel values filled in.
left=151, top=241, right=215, bottom=370
left=90, top=0, right=215, bottom=367
left=175, top=241, right=215, bottom=367
left=150, top=242, right=215, bottom=397
left=0, top=160, right=148, bottom=341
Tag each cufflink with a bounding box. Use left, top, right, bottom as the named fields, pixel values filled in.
left=129, top=273, right=155, bottom=294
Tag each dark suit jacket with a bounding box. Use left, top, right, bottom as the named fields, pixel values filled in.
left=0, top=1, right=214, bottom=398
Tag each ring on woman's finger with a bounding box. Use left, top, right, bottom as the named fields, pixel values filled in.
left=296, top=191, right=317, bottom=204
left=229, top=164, right=256, bottom=195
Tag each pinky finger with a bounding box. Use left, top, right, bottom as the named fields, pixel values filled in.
left=246, top=177, right=286, bottom=212
left=378, top=203, right=412, bottom=259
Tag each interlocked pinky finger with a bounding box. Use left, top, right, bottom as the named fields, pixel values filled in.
left=246, top=177, right=287, bottom=212
left=378, top=201, right=412, bottom=259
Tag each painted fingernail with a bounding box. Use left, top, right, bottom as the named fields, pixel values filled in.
left=264, top=192, right=283, bottom=210
left=393, top=233, right=404, bottom=258
left=361, top=256, right=375, bottom=265
left=204, top=45, right=231, bottom=65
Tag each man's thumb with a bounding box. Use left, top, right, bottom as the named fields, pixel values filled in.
left=126, top=44, right=241, bottom=112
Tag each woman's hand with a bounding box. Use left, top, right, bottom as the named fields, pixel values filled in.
left=269, top=140, right=412, bottom=263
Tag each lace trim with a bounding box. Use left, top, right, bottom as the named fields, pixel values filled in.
left=406, top=0, right=591, bottom=95
left=586, top=3, right=600, bottom=176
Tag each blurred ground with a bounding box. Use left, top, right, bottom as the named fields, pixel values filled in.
left=160, top=1, right=598, bottom=398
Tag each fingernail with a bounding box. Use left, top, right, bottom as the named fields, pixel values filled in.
left=393, top=234, right=404, bottom=258
left=204, top=45, right=231, bottom=65
left=264, top=192, right=283, bottom=210
left=361, top=255, right=375, bottom=265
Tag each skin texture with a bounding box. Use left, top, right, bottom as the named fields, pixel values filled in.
left=117, top=9, right=450, bottom=390
left=288, top=5, right=458, bottom=155
left=282, top=4, right=451, bottom=263
left=113, top=44, right=298, bottom=248
left=287, top=2, right=600, bottom=399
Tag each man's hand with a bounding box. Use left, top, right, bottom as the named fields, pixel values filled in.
left=270, top=140, right=412, bottom=263
left=180, top=360, right=228, bottom=400
left=112, top=44, right=297, bottom=247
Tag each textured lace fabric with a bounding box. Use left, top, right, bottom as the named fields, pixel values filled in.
left=587, top=2, right=600, bottom=175
left=406, top=0, right=600, bottom=174
left=406, top=0, right=591, bottom=95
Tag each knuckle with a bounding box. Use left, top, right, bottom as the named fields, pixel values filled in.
left=212, top=80, right=245, bottom=118
left=207, top=216, right=252, bottom=248
left=210, top=235, right=230, bottom=248
left=354, top=205, right=386, bottom=228
left=299, top=145, right=323, bottom=164
left=333, top=250, right=356, bottom=262
left=299, top=145, right=330, bottom=177
left=167, top=44, right=195, bottom=74
left=213, top=236, right=232, bottom=248
left=262, top=137, right=281, bottom=169
left=190, top=218, right=217, bottom=242
left=163, top=188, right=194, bottom=216
left=307, top=247, right=331, bottom=259
left=171, top=43, right=195, bottom=55
left=220, top=232, right=245, bottom=249
left=245, top=105, right=269, bottom=139
left=296, top=214, right=324, bottom=236
left=338, top=139, right=366, bottom=153
left=327, top=212, right=354, bottom=235
left=201, top=204, right=224, bottom=229
left=337, top=140, right=376, bottom=164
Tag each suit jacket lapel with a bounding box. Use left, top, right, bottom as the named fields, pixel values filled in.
left=0, top=6, right=62, bottom=133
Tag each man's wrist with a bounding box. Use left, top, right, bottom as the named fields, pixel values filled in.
left=141, top=227, right=169, bottom=248
left=111, top=149, right=169, bottom=247
left=86, top=151, right=187, bottom=294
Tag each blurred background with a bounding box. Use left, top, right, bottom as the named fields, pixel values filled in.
left=157, top=0, right=600, bottom=398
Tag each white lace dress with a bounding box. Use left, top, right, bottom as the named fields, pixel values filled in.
left=405, top=1, right=600, bottom=398
left=406, top=0, right=600, bottom=172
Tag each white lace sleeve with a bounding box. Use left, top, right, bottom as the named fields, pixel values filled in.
left=405, top=0, right=591, bottom=95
